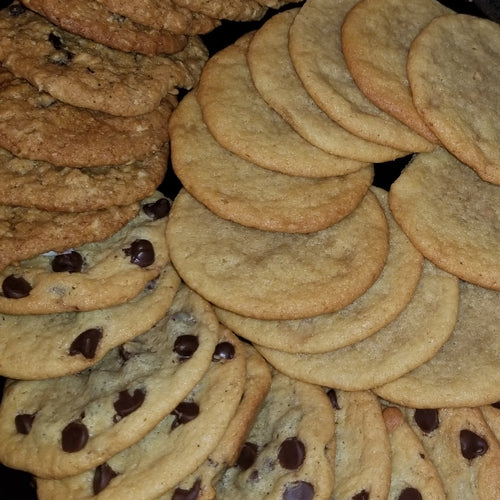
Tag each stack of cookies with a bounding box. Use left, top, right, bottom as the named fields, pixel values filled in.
left=1, top=0, right=500, bottom=498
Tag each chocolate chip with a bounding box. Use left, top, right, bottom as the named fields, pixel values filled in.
left=278, top=437, right=306, bottom=470
left=174, top=335, right=199, bottom=361
left=51, top=251, right=83, bottom=273
left=492, top=401, right=500, bottom=409
left=113, top=389, right=146, bottom=422
left=93, top=462, right=118, bottom=494
left=123, top=239, right=155, bottom=267
left=15, top=413, right=36, bottom=435
left=414, top=408, right=439, bottom=434
left=172, top=479, right=201, bottom=500
left=352, top=490, right=369, bottom=500
left=61, top=420, right=89, bottom=452
left=398, top=487, right=422, bottom=500
left=2, top=275, right=32, bottom=298
left=69, top=328, right=103, bottom=359
left=143, top=198, right=171, bottom=220
left=8, top=2, right=25, bottom=15
left=326, top=388, right=340, bottom=409
left=212, top=342, right=235, bottom=361
left=48, top=32, right=63, bottom=50
left=236, top=442, right=258, bottom=471
left=460, top=429, right=489, bottom=460
left=283, top=481, right=314, bottom=500
left=171, top=401, right=199, bottom=429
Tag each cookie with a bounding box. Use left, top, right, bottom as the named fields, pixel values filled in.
left=93, top=0, right=220, bottom=34
left=382, top=406, right=446, bottom=499
left=172, top=0, right=268, bottom=21
left=401, top=406, right=500, bottom=498
left=375, top=280, right=500, bottom=408
left=159, top=344, right=271, bottom=500
left=0, top=284, right=223, bottom=479
left=0, top=68, right=175, bottom=166
left=408, top=13, right=500, bottom=184
left=0, top=145, right=168, bottom=212
left=215, top=187, right=424, bottom=354
left=36, top=326, right=247, bottom=499
left=0, top=192, right=170, bottom=315
left=169, top=90, right=374, bottom=233
left=388, top=147, right=500, bottom=291
left=246, top=7, right=408, bottom=163
left=287, top=0, right=436, bottom=153
left=216, top=370, right=335, bottom=499
left=0, top=262, right=180, bottom=380
left=0, top=201, right=139, bottom=273
left=255, top=259, right=459, bottom=390
left=167, top=188, right=389, bottom=320
left=18, top=0, right=191, bottom=56
left=341, top=0, right=452, bottom=143
left=0, top=5, right=207, bottom=115
left=196, top=33, right=369, bottom=178
left=330, top=390, right=391, bottom=499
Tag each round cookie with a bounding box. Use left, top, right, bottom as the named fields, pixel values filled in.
left=93, top=0, right=220, bottom=34
left=382, top=406, right=446, bottom=499
left=256, top=259, right=459, bottom=390
left=401, top=406, right=500, bottom=498
left=216, top=370, right=335, bottom=500
left=215, top=187, right=424, bottom=354
left=0, top=200, right=139, bottom=272
left=196, top=32, right=369, bottom=178
left=0, top=192, right=171, bottom=315
left=36, top=327, right=247, bottom=499
left=158, top=344, right=271, bottom=500
left=17, top=0, right=191, bottom=55
left=169, top=90, right=374, bottom=233
left=246, top=8, right=408, bottom=163
left=0, top=145, right=168, bottom=212
left=388, top=147, right=500, bottom=291
left=287, top=0, right=435, bottom=153
left=0, top=262, right=181, bottom=380
left=166, top=188, right=389, bottom=320
left=330, top=390, right=391, bottom=500
left=0, top=284, right=222, bottom=479
left=0, top=68, right=175, bottom=166
left=0, top=5, right=207, bottom=116
left=408, top=13, right=500, bottom=184
left=341, top=0, right=452, bottom=143
left=375, top=280, right=500, bottom=408
left=171, top=0, right=268, bottom=21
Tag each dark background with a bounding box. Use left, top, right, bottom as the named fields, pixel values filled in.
left=0, top=0, right=490, bottom=498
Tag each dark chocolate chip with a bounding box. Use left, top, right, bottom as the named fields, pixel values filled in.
left=2, top=275, right=32, bottom=298
left=69, top=328, right=103, bottom=359
left=8, top=2, right=25, bottom=15
left=460, top=429, right=489, bottom=460
left=51, top=251, right=83, bottom=273
left=93, top=462, right=118, bottom=495
left=352, top=490, right=369, bottom=500
left=414, top=409, right=439, bottom=434
left=283, top=481, right=314, bottom=500
left=326, top=388, right=340, bottom=410
left=15, top=413, right=36, bottom=435
left=172, top=479, right=201, bottom=500
left=143, top=198, right=171, bottom=220
left=61, top=420, right=89, bottom=452
left=113, top=389, right=146, bottom=421
left=48, top=32, right=63, bottom=50
left=212, top=341, right=235, bottom=361
left=398, top=487, right=422, bottom=500
left=236, top=442, right=258, bottom=471
left=174, top=335, right=199, bottom=361
left=492, top=401, right=500, bottom=409
left=171, top=401, right=199, bottom=429
left=123, top=239, right=155, bottom=267
left=278, top=437, right=306, bottom=470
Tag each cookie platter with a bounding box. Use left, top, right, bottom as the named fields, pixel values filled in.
left=0, top=0, right=499, bottom=498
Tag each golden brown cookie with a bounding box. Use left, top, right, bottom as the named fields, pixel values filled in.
left=167, top=188, right=389, bottom=320
left=172, top=0, right=268, bottom=21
